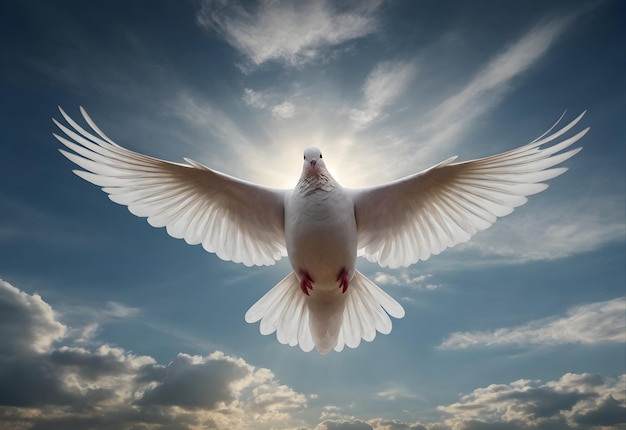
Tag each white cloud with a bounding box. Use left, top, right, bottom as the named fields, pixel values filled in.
left=374, top=271, right=442, bottom=291
left=349, top=60, right=417, bottom=128
left=273, top=101, right=297, bottom=119
left=438, top=297, right=626, bottom=350
left=198, top=0, right=381, bottom=67
left=103, top=301, right=141, bottom=318
left=0, top=279, right=66, bottom=355
left=375, top=387, right=417, bottom=401
left=75, top=322, right=99, bottom=344
left=243, top=88, right=269, bottom=108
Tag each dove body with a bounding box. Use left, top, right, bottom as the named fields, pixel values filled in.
left=286, top=148, right=357, bottom=293
left=283, top=149, right=359, bottom=351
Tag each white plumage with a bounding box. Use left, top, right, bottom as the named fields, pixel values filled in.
left=53, top=107, right=587, bottom=354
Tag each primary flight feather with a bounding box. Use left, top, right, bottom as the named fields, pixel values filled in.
left=53, top=107, right=588, bottom=354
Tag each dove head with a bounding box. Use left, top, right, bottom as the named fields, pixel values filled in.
left=302, top=147, right=328, bottom=174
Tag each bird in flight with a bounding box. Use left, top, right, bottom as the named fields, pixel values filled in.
left=53, top=107, right=587, bottom=354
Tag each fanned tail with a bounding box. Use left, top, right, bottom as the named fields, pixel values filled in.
left=334, top=270, right=405, bottom=352
left=245, top=270, right=405, bottom=354
left=245, top=272, right=315, bottom=352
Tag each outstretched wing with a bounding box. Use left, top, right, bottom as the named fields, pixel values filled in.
left=53, top=106, right=286, bottom=266
left=351, top=112, right=588, bottom=268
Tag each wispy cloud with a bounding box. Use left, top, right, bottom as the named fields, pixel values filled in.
left=272, top=101, right=297, bottom=119
left=102, top=301, right=141, bottom=318
left=243, top=88, right=269, bottom=109
left=438, top=297, right=626, bottom=350
left=58, top=297, right=142, bottom=345
left=197, top=0, right=381, bottom=68
left=168, top=91, right=255, bottom=153
left=374, top=271, right=442, bottom=291
left=414, top=14, right=577, bottom=153
left=164, top=91, right=272, bottom=179
left=348, top=60, right=417, bottom=128
left=375, top=387, right=417, bottom=401
left=453, top=196, right=626, bottom=265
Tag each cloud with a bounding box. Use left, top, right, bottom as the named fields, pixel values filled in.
left=164, top=91, right=280, bottom=183
left=136, top=352, right=249, bottom=409
left=0, top=279, right=66, bottom=355
left=103, top=301, right=141, bottom=318
left=243, top=86, right=300, bottom=121
left=243, top=88, right=269, bottom=109
left=273, top=101, right=297, bottom=119
left=59, top=299, right=142, bottom=345
left=0, top=279, right=309, bottom=430
left=168, top=91, right=255, bottom=154
left=348, top=60, right=417, bottom=128
left=452, top=196, right=626, bottom=265
left=415, top=14, right=577, bottom=152
left=437, top=373, right=626, bottom=429
left=198, top=0, right=381, bottom=68
left=2, top=279, right=624, bottom=430
left=373, top=271, right=442, bottom=291
left=317, top=373, right=625, bottom=429
left=438, top=297, right=626, bottom=350
left=375, top=387, right=417, bottom=401
left=364, top=420, right=428, bottom=430
left=316, top=420, right=374, bottom=430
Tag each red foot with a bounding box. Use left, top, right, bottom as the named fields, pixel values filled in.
left=300, top=271, right=313, bottom=296
left=337, top=268, right=349, bottom=294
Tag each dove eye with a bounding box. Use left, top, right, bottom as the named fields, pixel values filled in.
left=320, top=153, right=323, bottom=159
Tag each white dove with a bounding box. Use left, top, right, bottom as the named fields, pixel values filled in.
left=53, top=107, right=588, bottom=354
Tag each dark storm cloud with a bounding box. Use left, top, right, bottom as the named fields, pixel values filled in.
left=573, top=395, right=626, bottom=427
left=501, top=388, right=594, bottom=418
left=437, top=373, right=626, bottom=429
left=316, top=420, right=374, bottom=430
left=0, top=355, right=76, bottom=407
left=0, top=279, right=308, bottom=429
left=137, top=353, right=249, bottom=409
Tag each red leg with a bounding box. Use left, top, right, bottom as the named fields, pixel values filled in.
left=300, top=271, right=313, bottom=296
left=337, top=268, right=349, bottom=294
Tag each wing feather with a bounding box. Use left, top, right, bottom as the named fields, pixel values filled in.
left=54, top=106, right=286, bottom=266
left=352, top=112, right=588, bottom=268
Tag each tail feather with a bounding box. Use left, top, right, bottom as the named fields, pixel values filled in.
left=245, top=270, right=404, bottom=354
left=334, top=270, right=405, bottom=352
left=245, top=272, right=314, bottom=351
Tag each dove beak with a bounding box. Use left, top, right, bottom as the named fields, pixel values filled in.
left=310, top=160, right=317, bottom=167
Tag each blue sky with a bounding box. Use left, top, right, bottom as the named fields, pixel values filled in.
left=1, top=0, right=625, bottom=429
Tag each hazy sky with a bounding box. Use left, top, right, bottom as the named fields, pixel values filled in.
left=1, top=1, right=625, bottom=429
